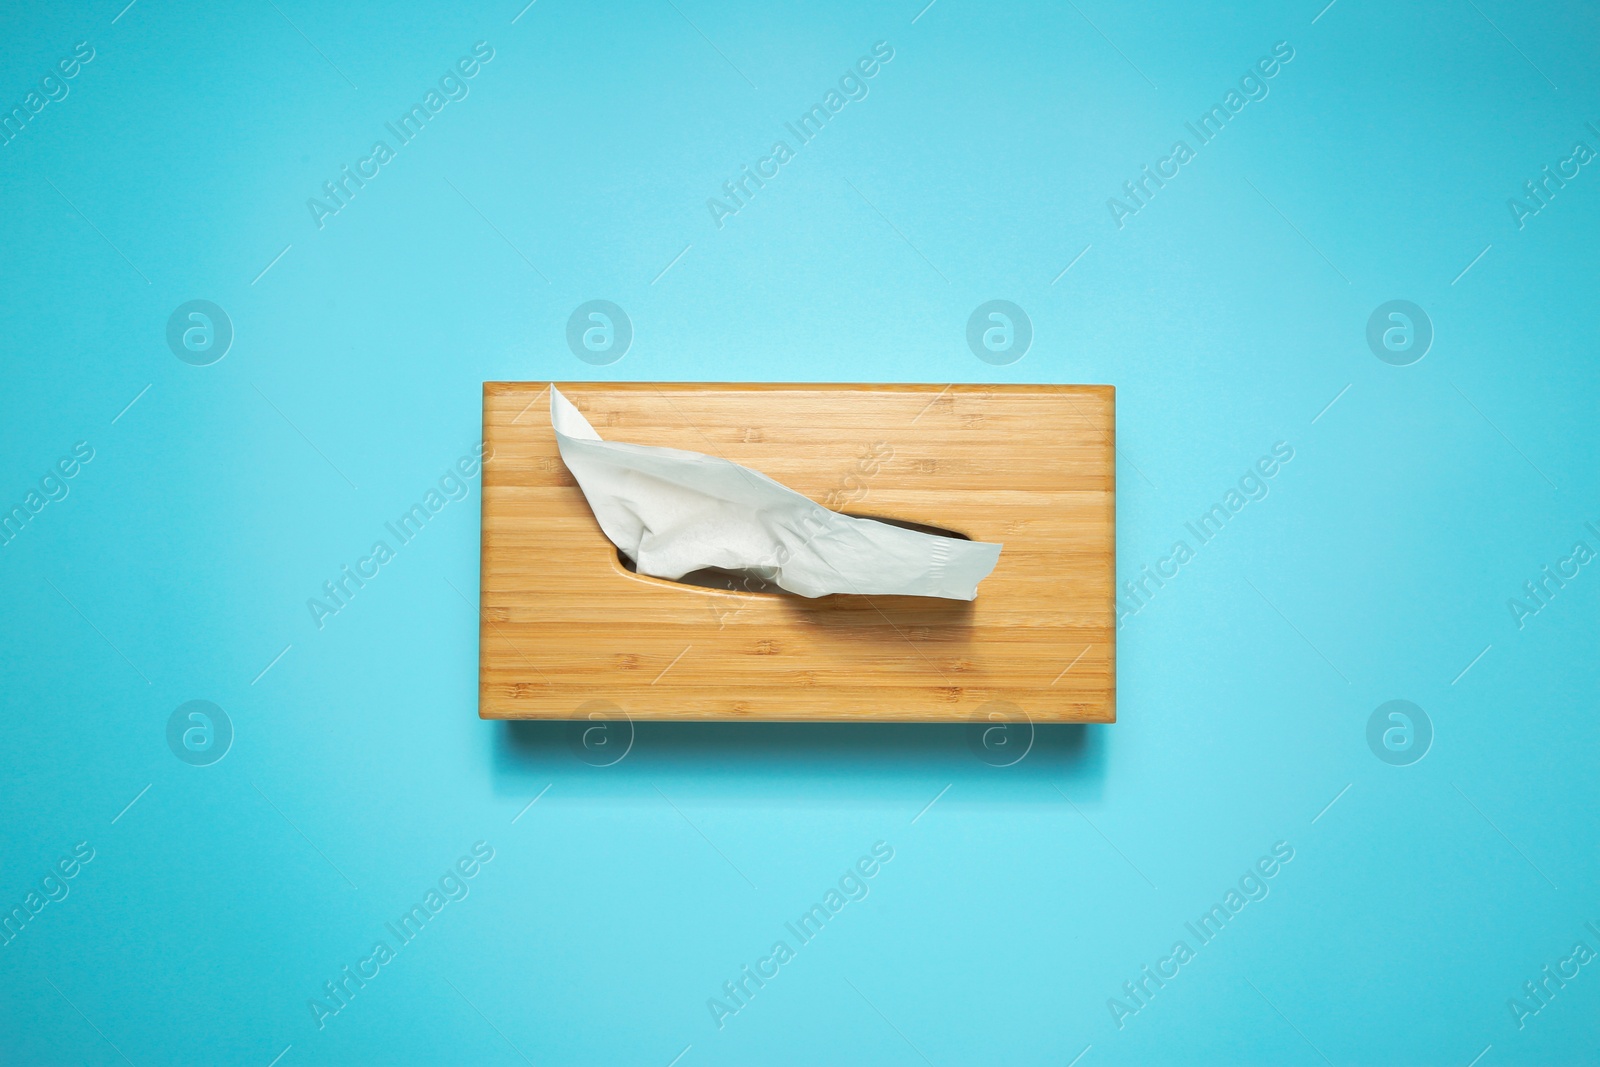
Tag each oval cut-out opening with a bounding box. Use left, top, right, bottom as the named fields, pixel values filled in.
left=616, top=514, right=972, bottom=595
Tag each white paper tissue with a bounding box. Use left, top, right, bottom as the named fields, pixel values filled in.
left=550, top=386, right=1002, bottom=599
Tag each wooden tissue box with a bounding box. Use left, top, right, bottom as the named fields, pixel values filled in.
left=478, top=382, right=1115, bottom=723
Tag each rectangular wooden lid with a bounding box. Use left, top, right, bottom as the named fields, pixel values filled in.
left=479, top=382, right=1115, bottom=723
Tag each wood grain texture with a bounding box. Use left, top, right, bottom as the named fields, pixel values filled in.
left=478, top=382, right=1115, bottom=723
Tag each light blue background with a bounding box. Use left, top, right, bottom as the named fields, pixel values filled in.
left=3, top=0, right=1598, bottom=1064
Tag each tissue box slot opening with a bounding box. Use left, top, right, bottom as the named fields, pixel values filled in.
left=841, top=514, right=972, bottom=541
left=615, top=515, right=972, bottom=597
left=616, top=552, right=786, bottom=594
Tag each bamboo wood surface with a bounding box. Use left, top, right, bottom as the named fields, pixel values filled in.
left=478, top=382, right=1115, bottom=722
